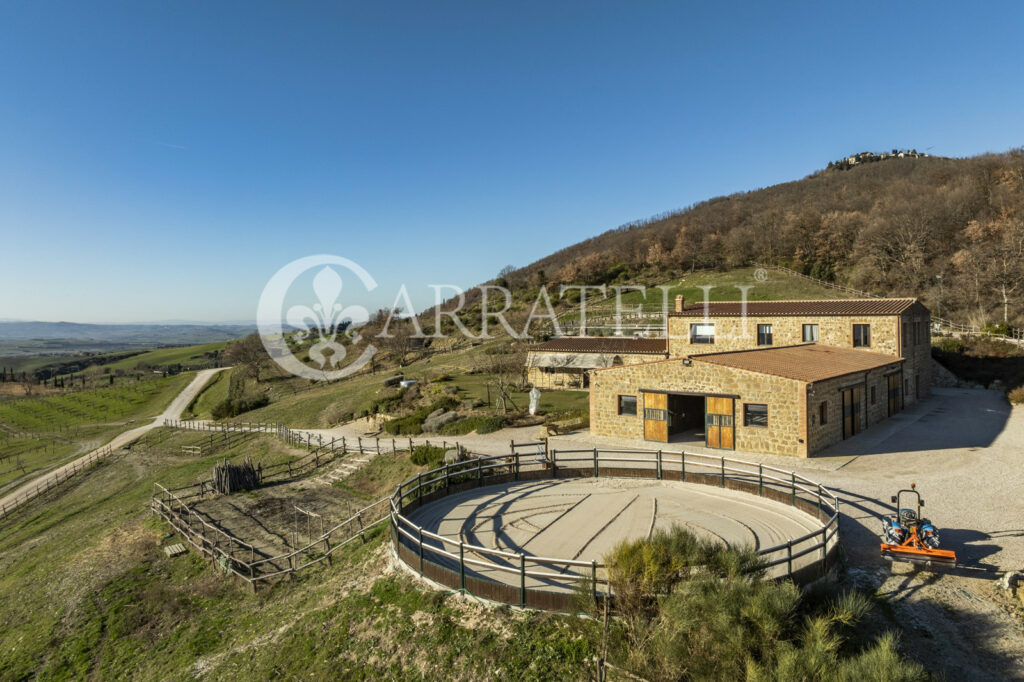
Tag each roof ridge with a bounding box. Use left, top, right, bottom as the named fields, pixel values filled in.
left=681, top=296, right=916, bottom=305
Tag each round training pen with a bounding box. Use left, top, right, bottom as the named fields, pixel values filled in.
left=389, top=446, right=840, bottom=612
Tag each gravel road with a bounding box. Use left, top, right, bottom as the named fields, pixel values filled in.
left=0, top=367, right=228, bottom=514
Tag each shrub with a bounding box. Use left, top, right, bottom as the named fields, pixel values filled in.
left=382, top=396, right=462, bottom=435
left=983, top=322, right=1012, bottom=336
left=596, top=527, right=928, bottom=681
left=438, top=415, right=505, bottom=436
left=934, top=337, right=966, bottom=353
left=1009, top=386, right=1024, bottom=405
left=211, top=394, right=269, bottom=419
left=410, top=445, right=446, bottom=467
left=428, top=396, right=460, bottom=412
left=384, top=415, right=424, bottom=436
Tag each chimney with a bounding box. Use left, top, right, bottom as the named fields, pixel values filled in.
left=675, top=295, right=685, bottom=313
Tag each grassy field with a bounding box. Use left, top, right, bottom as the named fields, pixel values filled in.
left=0, top=434, right=595, bottom=680
left=0, top=374, right=193, bottom=496
left=0, top=374, right=192, bottom=433
left=181, top=368, right=232, bottom=420
left=102, top=341, right=227, bottom=372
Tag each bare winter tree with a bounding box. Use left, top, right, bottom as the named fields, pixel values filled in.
left=373, top=308, right=418, bottom=366
left=484, top=344, right=528, bottom=413
left=225, top=333, right=272, bottom=381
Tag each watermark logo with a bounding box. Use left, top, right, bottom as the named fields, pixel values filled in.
left=257, top=255, right=378, bottom=380
left=257, top=254, right=779, bottom=381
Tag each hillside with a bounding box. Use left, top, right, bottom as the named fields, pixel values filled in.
left=500, top=149, right=1024, bottom=328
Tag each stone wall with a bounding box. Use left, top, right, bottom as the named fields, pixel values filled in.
left=667, top=314, right=902, bottom=358
left=803, top=362, right=903, bottom=454
left=898, top=304, right=932, bottom=406
left=589, top=357, right=808, bottom=457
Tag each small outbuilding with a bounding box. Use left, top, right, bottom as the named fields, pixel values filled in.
left=526, top=337, right=668, bottom=389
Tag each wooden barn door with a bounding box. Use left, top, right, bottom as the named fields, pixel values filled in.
left=842, top=387, right=863, bottom=439
left=887, top=373, right=901, bottom=416
left=643, top=392, right=669, bottom=442
left=705, top=397, right=735, bottom=450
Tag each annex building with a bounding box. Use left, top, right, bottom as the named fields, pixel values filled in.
left=525, top=336, right=669, bottom=389
left=583, top=296, right=933, bottom=457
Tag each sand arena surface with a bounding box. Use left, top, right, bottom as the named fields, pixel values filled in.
left=407, top=478, right=824, bottom=581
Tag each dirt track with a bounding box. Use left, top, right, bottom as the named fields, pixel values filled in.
left=0, top=368, right=228, bottom=515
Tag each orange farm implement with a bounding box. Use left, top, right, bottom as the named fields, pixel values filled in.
left=880, top=485, right=957, bottom=569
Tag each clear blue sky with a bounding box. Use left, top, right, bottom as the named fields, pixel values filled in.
left=1, top=1, right=1022, bottom=323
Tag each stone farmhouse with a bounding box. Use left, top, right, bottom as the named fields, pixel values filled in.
left=526, top=337, right=669, bottom=389
left=558, top=296, right=931, bottom=457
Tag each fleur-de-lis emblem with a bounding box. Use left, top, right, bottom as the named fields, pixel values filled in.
left=285, top=267, right=369, bottom=369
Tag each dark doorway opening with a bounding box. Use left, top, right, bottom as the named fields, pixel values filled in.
left=667, top=394, right=706, bottom=444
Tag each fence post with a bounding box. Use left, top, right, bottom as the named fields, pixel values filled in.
left=445, top=464, right=450, bottom=496
left=459, top=541, right=466, bottom=591
left=786, top=542, right=793, bottom=576
left=514, top=452, right=520, bottom=481
left=816, top=485, right=823, bottom=521
left=417, top=473, right=423, bottom=505
left=656, top=449, right=662, bottom=480
left=520, top=553, right=526, bottom=607
left=376, top=437, right=380, bottom=454
left=592, top=448, right=598, bottom=478
left=591, top=560, right=598, bottom=605
left=358, top=437, right=363, bottom=454
left=791, top=472, right=796, bottom=506
left=758, top=463, right=763, bottom=496
left=820, top=526, right=827, bottom=569
left=418, top=527, right=424, bottom=575
left=720, top=457, right=725, bottom=487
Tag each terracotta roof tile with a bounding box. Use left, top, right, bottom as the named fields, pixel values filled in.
left=691, top=344, right=902, bottom=382
left=529, top=337, right=667, bottom=355
left=671, top=298, right=919, bottom=317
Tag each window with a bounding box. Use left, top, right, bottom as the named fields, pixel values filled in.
left=618, top=395, right=638, bottom=416
left=871, top=386, right=877, bottom=404
left=853, top=324, right=871, bottom=347
left=690, top=323, right=715, bottom=344
left=819, top=401, right=828, bottom=425
left=744, top=403, right=768, bottom=427
left=802, top=324, right=819, bottom=342
left=757, top=324, right=773, bottom=346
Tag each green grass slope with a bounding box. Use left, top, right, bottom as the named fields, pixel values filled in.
left=0, top=435, right=594, bottom=681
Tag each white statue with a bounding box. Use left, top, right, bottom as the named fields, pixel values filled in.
left=529, top=387, right=542, bottom=415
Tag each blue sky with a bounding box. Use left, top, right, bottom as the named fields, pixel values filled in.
left=1, top=1, right=1022, bottom=323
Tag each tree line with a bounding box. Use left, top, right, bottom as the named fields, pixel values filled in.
left=497, top=149, right=1024, bottom=327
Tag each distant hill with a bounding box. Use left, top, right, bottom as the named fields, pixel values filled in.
left=0, top=321, right=252, bottom=351
left=500, top=148, right=1024, bottom=328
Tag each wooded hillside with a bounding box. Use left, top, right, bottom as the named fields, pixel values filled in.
left=504, top=149, right=1024, bottom=328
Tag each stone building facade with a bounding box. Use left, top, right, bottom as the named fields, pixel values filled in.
left=667, top=297, right=931, bottom=408
left=587, top=297, right=931, bottom=457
